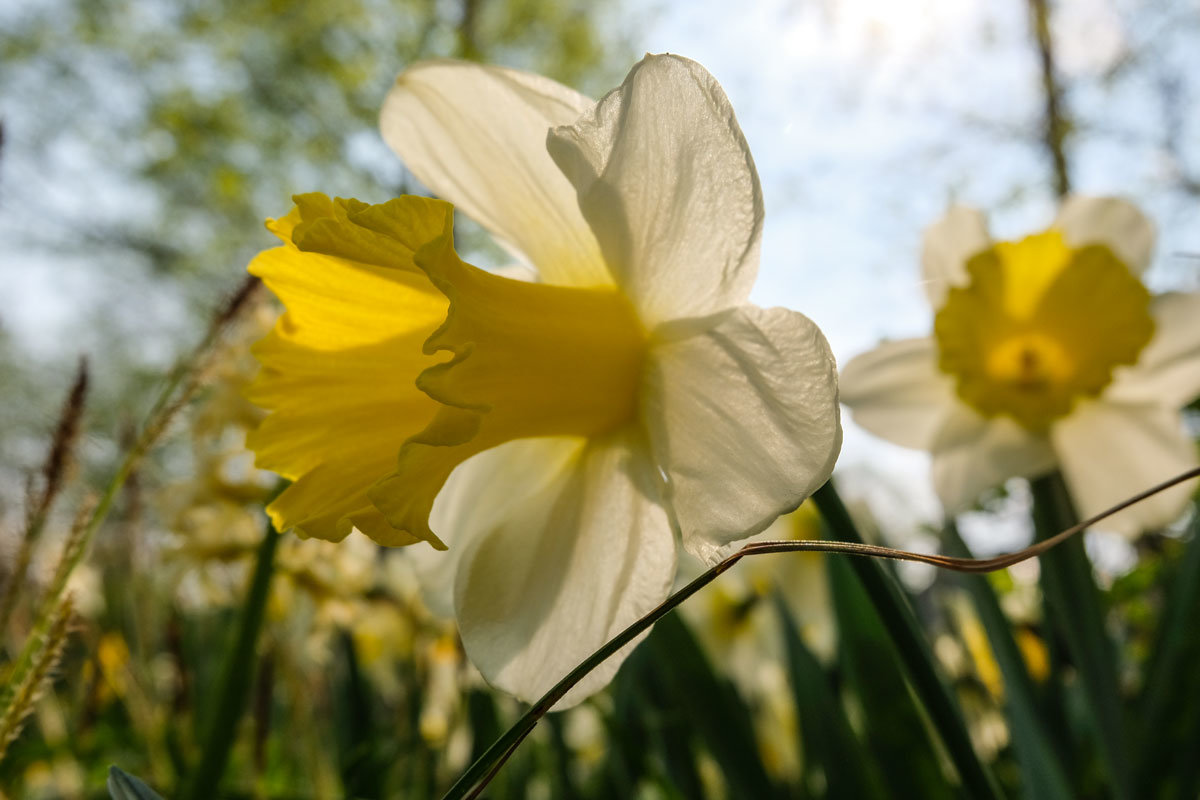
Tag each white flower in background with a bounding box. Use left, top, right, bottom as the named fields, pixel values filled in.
left=841, top=197, right=1200, bottom=534
left=246, top=54, right=842, bottom=706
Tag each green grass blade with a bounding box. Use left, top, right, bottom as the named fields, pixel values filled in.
left=811, top=480, right=1003, bottom=800
left=335, top=633, right=387, bottom=799
left=1134, top=512, right=1200, bottom=799
left=107, top=766, right=166, bottom=800
left=1029, top=472, right=1130, bottom=800
left=610, top=641, right=706, bottom=798
left=643, top=612, right=779, bottom=800
left=179, top=521, right=281, bottom=800
left=945, top=523, right=1075, bottom=800
left=826, top=554, right=957, bottom=799
left=774, top=594, right=888, bottom=799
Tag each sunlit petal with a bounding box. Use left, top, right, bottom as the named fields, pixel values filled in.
left=1107, top=291, right=1200, bottom=408
left=921, top=205, right=991, bottom=308
left=1055, top=195, right=1155, bottom=274
left=839, top=337, right=955, bottom=449
left=1052, top=400, right=1198, bottom=536
left=548, top=53, right=763, bottom=325
left=930, top=406, right=1056, bottom=512
left=643, top=306, right=841, bottom=563
left=452, top=433, right=676, bottom=706
left=381, top=60, right=610, bottom=288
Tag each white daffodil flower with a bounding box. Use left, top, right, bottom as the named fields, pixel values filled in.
left=840, top=197, right=1200, bottom=535
left=246, top=54, right=841, bottom=706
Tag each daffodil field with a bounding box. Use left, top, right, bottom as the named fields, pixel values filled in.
left=3, top=1, right=1200, bottom=799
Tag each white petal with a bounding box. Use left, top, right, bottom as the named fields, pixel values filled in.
left=1051, top=400, right=1198, bottom=537
left=642, top=305, right=842, bottom=563
left=407, top=436, right=584, bottom=618
left=1107, top=291, right=1200, bottom=408
left=1055, top=195, right=1155, bottom=274
left=547, top=54, right=763, bottom=326
left=921, top=206, right=991, bottom=308
left=451, top=432, right=677, bottom=707
left=839, top=337, right=956, bottom=450
left=930, top=406, right=1056, bottom=512
left=380, top=60, right=610, bottom=288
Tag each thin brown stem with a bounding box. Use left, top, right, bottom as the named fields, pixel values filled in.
left=741, top=464, right=1200, bottom=573
left=443, top=465, right=1200, bottom=799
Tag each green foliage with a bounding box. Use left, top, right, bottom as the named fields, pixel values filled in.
left=107, top=766, right=165, bottom=800
left=0, top=0, right=637, bottom=475
left=945, top=524, right=1074, bottom=800
left=775, top=594, right=888, bottom=800
left=825, top=555, right=955, bottom=798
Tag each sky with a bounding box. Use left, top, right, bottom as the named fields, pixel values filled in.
left=635, top=0, right=1200, bottom=559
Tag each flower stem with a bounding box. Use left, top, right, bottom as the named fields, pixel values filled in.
left=810, top=481, right=1003, bottom=800
left=180, top=520, right=281, bottom=800
left=945, top=521, right=1074, bottom=800
left=1029, top=471, right=1130, bottom=800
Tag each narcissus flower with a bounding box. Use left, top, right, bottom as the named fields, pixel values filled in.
left=246, top=54, right=841, bottom=704
left=841, top=197, right=1200, bottom=534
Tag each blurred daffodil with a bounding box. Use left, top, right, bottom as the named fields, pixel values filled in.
left=246, top=54, right=841, bottom=704
left=841, top=197, right=1200, bottom=534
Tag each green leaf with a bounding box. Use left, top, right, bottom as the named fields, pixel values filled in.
left=774, top=594, right=888, bottom=799
left=1030, top=472, right=1131, bottom=800
left=546, top=713, right=584, bottom=800
left=466, top=689, right=503, bottom=767
left=335, top=633, right=387, bottom=799
left=179, top=521, right=282, bottom=800
left=826, top=554, right=957, bottom=799
left=617, top=633, right=707, bottom=798
left=107, top=766, right=165, bottom=800
left=643, top=612, right=780, bottom=800
left=1134, top=513, right=1200, bottom=799
left=811, top=481, right=1003, bottom=800
left=600, top=646, right=657, bottom=796
left=945, top=523, right=1075, bottom=800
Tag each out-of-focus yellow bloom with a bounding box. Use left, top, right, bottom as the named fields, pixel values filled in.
left=935, top=229, right=1152, bottom=431
left=841, top=197, right=1200, bottom=534
left=20, top=757, right=85, bottom=800
left=97, top=632, right=131, bottom=699
left=245, top=54, right=842, bottom=705
left=418, top=634, right=463, bottom=746
left=1015, top=627, right=1050, bottom=683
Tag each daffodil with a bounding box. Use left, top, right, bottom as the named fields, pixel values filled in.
left=245, top=54, right=841, bottom=704
left=841, top=197, right=1200, bottom=534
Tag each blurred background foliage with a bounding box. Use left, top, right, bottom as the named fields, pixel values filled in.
left=1, top=0, right=1199, bottom=798
left=0, top=0, right=637, bottom=494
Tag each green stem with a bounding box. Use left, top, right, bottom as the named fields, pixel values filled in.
left=1029, top=471, right=1130, bottom=800
left=810, top=482, right=1003, bottom=800
left=945, top=522, right=1074, bottom=800
left=180, top=521, right=281, bottom=800
left=1135, top=513, right=1200, bottom=793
